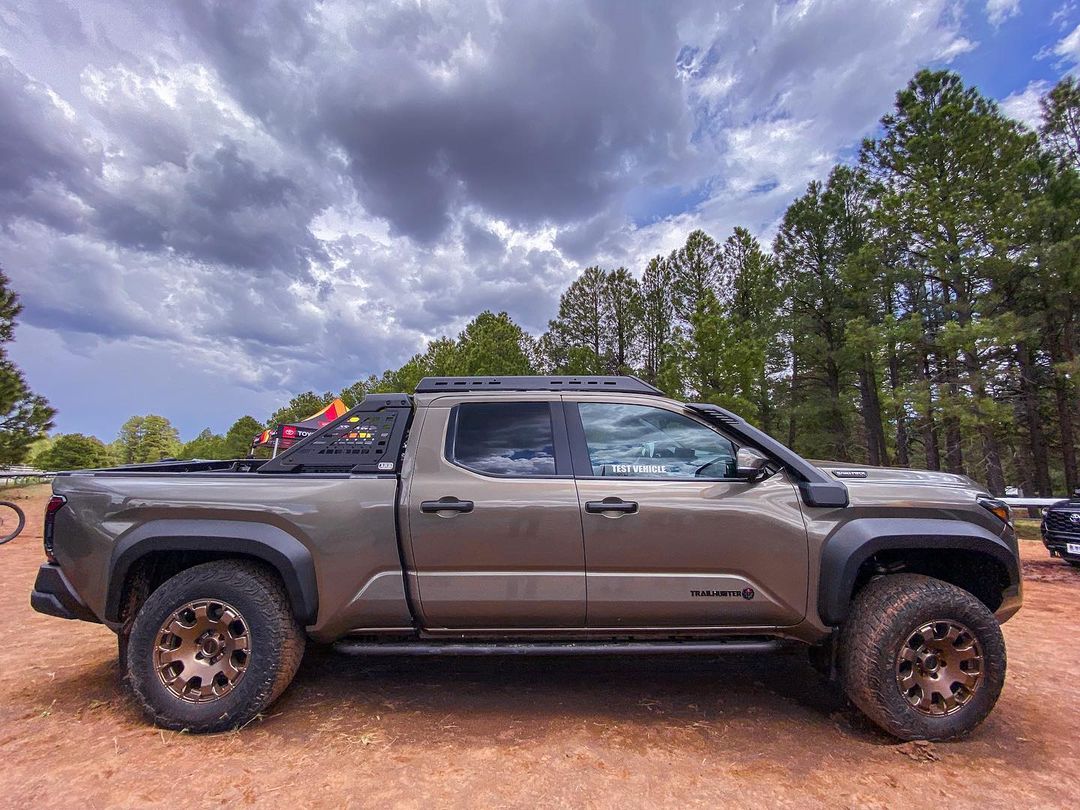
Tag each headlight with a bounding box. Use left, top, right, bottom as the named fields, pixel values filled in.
left=977, top=496, right=1012, bottom=526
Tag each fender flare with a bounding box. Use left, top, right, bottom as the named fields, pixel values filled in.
left=817, top=517, right=1020, bottom=626
left=105, top=519, right=318, bottom=625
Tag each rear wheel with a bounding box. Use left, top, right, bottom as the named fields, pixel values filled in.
left=839, top=573, right=1005, bottom=741
left=126, top=560, right=305, bottom=732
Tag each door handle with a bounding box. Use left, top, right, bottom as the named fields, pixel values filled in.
left=421, top=497, right=475, bottom=514
left=585, top=498, right=638, bottom=514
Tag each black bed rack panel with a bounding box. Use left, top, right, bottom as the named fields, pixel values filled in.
left=414, top=375, right=664, bottom=396
left=258, top=394, right=412, bottom=474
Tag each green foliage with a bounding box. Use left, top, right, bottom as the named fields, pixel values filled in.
left=1040, top=76, right=1080, bottom=171
left=180, top=428, right=227, bottom=460
left=116, top=415, right=181, bottom=464
left=455, top=311, right=535, bottom=376
left=35, top=433, right=114, bottom=471
left=0, top=267, right=55, bottom=465
left=541, top=268, right=641, bottom=374
left=223, top=416, right=264, bottom=457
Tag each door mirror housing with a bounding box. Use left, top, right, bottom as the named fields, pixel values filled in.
left=735, top=447, right=768, bottom=481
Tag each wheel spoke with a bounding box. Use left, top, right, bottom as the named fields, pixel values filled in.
left=898, top=647, right=919, bottom=664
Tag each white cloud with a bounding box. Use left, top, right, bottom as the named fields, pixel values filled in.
left=0, top=0, right=990, bottom=436
left=985, top=0, right=1021, bottom=26
left=1055, top=22, right=1080, bottom=66
left=1000, top=80, right=1049, bottom=129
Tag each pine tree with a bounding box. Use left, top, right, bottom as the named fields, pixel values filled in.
left=0, top=267, right=55, bottom=464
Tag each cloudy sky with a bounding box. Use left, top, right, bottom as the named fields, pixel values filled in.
left=0, top=0, right=1073, bottom=440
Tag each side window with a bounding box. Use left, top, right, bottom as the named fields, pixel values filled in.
left=577, top=402, right=736, bottom=479
left=450, top=402, right=557, bottom=477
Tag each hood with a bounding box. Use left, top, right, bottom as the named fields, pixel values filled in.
left=809, top=460, right=981, bottom=490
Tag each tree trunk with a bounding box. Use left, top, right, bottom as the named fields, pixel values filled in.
left=857, top=353, right=888, bottom=466
left=1017, top=341, right=1052, bottom=496
left=940, top=352, right=965, bottom=475
left=825, top=355, right=848, bottom=461
left=788, top=352, right=799, bottom=450
left=916, top=350, right=941, bottom=471
left=1049, top=331, right=1079, bottom=494
left=888, top=350, right=910, bottom=467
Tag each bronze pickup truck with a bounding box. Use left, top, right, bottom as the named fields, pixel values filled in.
left=32, top=376, right=1022, bottom=739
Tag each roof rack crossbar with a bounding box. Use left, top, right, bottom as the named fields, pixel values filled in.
left=415, top=376, right=664, bottom=396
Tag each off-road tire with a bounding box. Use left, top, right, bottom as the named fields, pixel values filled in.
left=1066, top=559, right=1080, bottom=568
left=126, top=560, right=305, bottom=733
left=839, top=573, right=1005, bottom=741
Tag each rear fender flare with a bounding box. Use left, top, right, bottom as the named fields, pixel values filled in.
left=817, top=517, right=1020, bottom=626
left=105, top=519, right=318, bottom=625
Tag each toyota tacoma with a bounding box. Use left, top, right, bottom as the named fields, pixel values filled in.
left=31, top=376, right=1022, bottom=739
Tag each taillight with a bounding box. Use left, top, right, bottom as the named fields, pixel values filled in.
left=43, top=495, right=66, bottom=563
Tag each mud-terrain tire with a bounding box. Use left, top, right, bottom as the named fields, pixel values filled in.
left=839, top=573, right=1005, bottom=741
left=126, top=560, right=305, bottom=733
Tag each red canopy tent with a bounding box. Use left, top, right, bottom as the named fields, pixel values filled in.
left=250, top=398, right=350, bottom=457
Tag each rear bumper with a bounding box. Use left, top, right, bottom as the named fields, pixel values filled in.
left=30, top=564, right=99, bottom=623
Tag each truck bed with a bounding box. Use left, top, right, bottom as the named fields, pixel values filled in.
left=50, top=470, right=414, bottom=642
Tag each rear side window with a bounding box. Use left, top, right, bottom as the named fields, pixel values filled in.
left=450, top=402, right=557, bottom=477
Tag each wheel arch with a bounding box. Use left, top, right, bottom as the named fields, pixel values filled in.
left=818, top=518, right=1020, bottom=626
left=106, top=519, right=318, bottom=625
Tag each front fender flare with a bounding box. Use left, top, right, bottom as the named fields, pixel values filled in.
left=817, top=517, right=1020, bottom=626
left=105, top=519, right=318, bottom=625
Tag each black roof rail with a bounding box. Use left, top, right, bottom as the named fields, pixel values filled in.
left=415, top=375, right=665, bottom=396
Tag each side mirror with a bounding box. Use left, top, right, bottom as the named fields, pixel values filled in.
left=735, top=447, right=768, bottom=481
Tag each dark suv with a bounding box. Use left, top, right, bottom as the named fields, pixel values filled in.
left=1042, top=491, right=1080, bottom=566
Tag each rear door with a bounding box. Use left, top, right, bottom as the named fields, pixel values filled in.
left=404, top=396, right=586, bottom=628
left=567, top=397, right=808, bottom=628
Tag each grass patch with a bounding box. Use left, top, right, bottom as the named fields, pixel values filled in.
left=1014, top=517, right=1043, bottom=543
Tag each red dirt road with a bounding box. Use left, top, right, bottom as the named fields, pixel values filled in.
left=1, top=485, right=1079, bottom=808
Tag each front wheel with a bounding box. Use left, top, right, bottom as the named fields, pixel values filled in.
left=839, top=573, right=1006, bottom=741
left=126, top=560, right=305, bottom=732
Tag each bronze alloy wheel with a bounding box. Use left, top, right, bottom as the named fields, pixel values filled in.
left=154, top=599, right=251, bottom=703
left=895, top=620, right=983, bottom=716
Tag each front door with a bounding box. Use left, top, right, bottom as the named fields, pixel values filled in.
left=405, top=398, right=586, bottom=628
left=567, top=399, right=809, bottom=628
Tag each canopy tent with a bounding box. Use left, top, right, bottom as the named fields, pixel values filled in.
left=250, top=398, right=350, bottom=457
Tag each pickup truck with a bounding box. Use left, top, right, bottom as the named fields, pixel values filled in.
left=31, top=376, right=1022, bottom=740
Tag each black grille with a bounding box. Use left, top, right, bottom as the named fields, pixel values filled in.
left=1044, top=509, right=1080, bottom=536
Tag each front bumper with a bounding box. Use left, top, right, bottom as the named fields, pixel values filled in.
left=1043, top=532, right=1080, bottom=561
left=30, top=563, right=99, bottom=623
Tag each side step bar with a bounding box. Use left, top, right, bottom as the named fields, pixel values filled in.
left=334, top=639, right=783, bottom=656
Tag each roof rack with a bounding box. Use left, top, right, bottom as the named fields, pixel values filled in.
left=258, top=394, right=413, bottom=474
left=414, top=375, right=665, bottom=396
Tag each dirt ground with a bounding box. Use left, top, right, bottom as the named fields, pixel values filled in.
left=1, top=485, right=1078, bottom=809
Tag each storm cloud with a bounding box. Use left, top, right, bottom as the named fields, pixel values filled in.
left=0, top=0, right=1023, bottom=437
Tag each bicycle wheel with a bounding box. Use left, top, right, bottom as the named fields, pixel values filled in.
left=0, top=501, right=26, bottom=544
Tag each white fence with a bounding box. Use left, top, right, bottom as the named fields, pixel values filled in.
left=1001, top=497, right=1067, bottom=510
left=0, top=466, right=56, bottom=486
